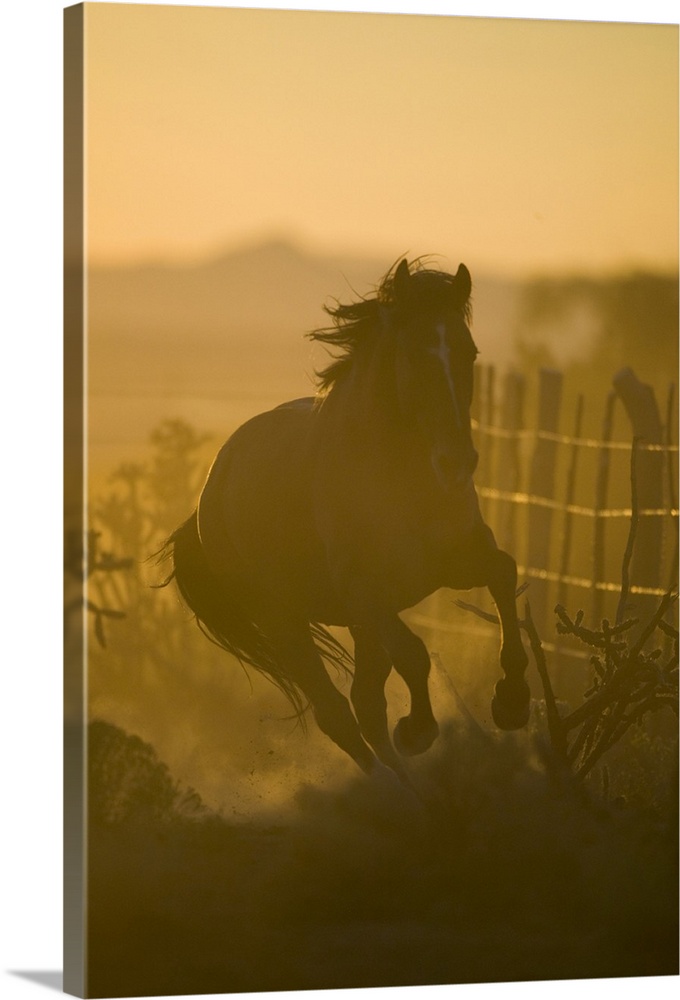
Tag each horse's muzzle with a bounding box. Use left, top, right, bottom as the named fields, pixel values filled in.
left=431, top=444, right=478, bottom=491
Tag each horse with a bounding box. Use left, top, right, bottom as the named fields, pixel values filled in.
left=161, top=257, right=530, bottom=778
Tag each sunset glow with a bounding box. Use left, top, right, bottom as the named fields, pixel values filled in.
left=84, top=3, right=678, bottom=275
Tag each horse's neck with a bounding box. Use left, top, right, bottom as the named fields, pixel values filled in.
left=314, top=356, right=421, bottom=472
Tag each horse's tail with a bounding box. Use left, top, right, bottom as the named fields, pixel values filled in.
left=158, top=512, right=352, bottom=718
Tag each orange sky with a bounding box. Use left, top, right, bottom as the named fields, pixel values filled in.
left=84, top=3, right=678, bottom=275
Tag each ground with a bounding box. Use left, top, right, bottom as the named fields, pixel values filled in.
left=84, top=718, right=678, bottom=997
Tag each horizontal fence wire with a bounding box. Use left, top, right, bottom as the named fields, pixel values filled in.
left=516, top=565, right=675, bottom=598
left=464, top=368, right=679, bottom=645
left=472, top=419, right=679, bottom=452
left=476, top=485, right=678, bottom=520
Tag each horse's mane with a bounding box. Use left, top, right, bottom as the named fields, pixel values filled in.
left=309, top=257, right=472, bottom=394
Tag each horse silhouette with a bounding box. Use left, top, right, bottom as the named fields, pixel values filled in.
left=162, top=257, right=529, bottom=776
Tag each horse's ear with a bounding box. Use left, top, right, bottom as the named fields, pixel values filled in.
left=393, top=258, right=411, bottom=306
left=452, top=263, right=472, bottom=307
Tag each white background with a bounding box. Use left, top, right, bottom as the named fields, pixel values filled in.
left=0, top=1, right=677, bottom=999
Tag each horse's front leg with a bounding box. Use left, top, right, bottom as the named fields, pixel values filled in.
left=484, top=547, right=530, bottom=730
left=448, top=527, right=530, bottom=730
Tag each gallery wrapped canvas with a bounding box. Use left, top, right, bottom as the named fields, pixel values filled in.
left=64, top=3, right=678, bottom=997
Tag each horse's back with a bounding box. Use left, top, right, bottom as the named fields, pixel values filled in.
left=196, top=397, right=337, bottom=614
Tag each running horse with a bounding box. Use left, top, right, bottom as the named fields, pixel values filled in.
left=163, top=258, right=530, bottom=777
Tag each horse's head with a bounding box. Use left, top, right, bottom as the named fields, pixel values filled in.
left=386, top=258, right=479, bottom=491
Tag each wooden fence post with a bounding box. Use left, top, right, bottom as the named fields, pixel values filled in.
left=496, top=370, right=525, bottom=555
left=473, top=364, right=496, bottom=500
left=557, top=393, right=584, bottom=609
left=664, top=382, right=678, bottom=593
left=592, top=391, right=617, bottom=625
left=613, top=368, right=664, bottom=624
left=484, top=364, right=497, bottom=530
left=526, top=368, right=563, bottom=630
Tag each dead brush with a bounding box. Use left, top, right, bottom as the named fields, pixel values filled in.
left=525, top=595, right=677, bottom=778
left=458, top=435, right=678, bottom=780
left=456, top=590, right=677, bottom=779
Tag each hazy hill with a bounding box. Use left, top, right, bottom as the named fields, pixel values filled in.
left=85, top=240, right=522, bottom=480
left=84, top=238, right=676, bottom=484
left=88, top=239, right=521, bottom=397
left=89, top=239, right=388, bottom=346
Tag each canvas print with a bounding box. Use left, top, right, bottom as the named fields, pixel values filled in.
left=64, top=3, right=679, bottom=996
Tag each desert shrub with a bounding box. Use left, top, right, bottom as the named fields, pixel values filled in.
left=88, top=719, right=207, bottom=826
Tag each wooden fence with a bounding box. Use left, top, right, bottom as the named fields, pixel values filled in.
left=470, top=364, right=678, bottom=642
left=408, top=364, right=678, bottom=665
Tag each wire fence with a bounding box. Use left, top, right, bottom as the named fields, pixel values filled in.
left=413, top=366, right=678, bottom=657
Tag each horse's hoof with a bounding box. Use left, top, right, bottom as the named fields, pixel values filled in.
left=491, top=678, right=530, bottom=731
left=393, top=715, right=440, bottom=756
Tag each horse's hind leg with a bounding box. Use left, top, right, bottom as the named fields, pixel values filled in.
left=266, top=619, right=378, bottom=775
left=349, top=626, right=404, bottom=771
left=375, top=617, right=440, bottom=756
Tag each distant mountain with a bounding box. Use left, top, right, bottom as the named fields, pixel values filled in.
left=82, top=241, right=676, bottom=480
left=83, top=240, right=522, bottom=476
left=88, top=239, right=389, bottom=344
left=88, top=238, right=521, bottom=371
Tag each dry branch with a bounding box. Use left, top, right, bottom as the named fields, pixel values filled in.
left=456, top=589, right=678, bottom=779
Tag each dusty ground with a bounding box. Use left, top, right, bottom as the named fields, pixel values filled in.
left=84, top=718, right=678, bottom=997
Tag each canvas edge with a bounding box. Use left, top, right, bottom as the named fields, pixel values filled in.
left=64, top=3, right=87, bottom=997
